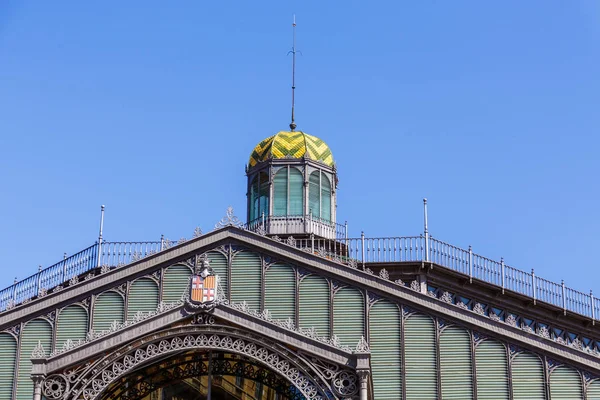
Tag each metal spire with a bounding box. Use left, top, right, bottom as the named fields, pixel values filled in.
left=289, top=15, right=297, bottom=131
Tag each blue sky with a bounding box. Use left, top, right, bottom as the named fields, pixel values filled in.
left=0, top=1, right=599, bottom=295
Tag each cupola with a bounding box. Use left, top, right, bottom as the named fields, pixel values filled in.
left=246, top=130, right=338, bottom=239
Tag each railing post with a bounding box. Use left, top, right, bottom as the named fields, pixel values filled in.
left=12, top=278, right=17, bottom=302
left=531, top=269, right=536, bottom=305
left=160, top=234, right=165, bottom=251
left=468, top=245, right=473, bottom=283
left=591, top=290, right=595, bottom=325
left=361, top=231, right=365, bottom=269
left=345, top=221, right=349, bottom=259
left=561, top=280, right=566, bottom=316
left=261, top=211, right=265, bottom=231
left=311, top=233, right=315, bottom=254
left=63, top=253, right=68, bottom=281
left=37, top=266, right=42, bottom=296
left=423, top=198, right=429, bottom=262
left=501, top=257, right=505, bottom=294
left=97, top=205, right=105, bottom=267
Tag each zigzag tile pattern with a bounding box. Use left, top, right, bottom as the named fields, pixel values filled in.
left=248, top=131, right=334, bottom=168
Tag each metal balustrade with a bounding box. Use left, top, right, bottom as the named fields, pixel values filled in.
left=1, top=225, right=599, bottom=326
left=99, top=241, right=162, bottom=267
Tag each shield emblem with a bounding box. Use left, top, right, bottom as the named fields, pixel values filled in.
left=190, top=275, right=217, bottom=303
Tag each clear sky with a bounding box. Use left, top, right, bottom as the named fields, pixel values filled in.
left=1, top=1, right=598, bottom=296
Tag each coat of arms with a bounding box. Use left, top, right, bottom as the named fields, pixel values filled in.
left=189, top=255, right=219, bottom=306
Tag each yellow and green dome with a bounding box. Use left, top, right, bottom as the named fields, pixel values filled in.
left=248, top=131, right=334, bottom=168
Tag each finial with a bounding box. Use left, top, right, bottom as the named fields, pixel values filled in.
left=289, top=14, right=298, bottom=131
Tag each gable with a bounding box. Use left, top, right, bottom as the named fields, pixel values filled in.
left=1, top=227, right=600, bottom=399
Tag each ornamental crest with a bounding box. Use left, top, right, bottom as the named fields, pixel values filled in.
left=188, top=255, right=219, bottom=308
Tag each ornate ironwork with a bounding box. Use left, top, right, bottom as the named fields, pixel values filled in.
left=100, top=353, right=307, bottom=400
left=43, top=375, right=69, bottom=399
left=215, top=206, right=244, bottom=229
left=355, top=336, right=369, bottom=353
left=55, top=325, right=355, bottom=400
left=32, top=340, right=46, bottom=358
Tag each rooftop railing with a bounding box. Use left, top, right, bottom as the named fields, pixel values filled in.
left=1, top=225, right=599, bottom=325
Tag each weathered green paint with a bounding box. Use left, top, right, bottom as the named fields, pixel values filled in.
left=162, top=264, right=191, bottom=303
left=405, top=314, right=437, bottom=399
left=231, top=252, right=261, bottom=310
left=0, top=333, right=16, bottom=400
left=549, top=366, right=583, bottom=400
left=299, top=275, right=330, bottom=337
left=512, top=352, right=545, bottom=400
left=93, top=291, right=124, bottom=332
left=265, top=263, right=295, bottom=321
left=56, top=304, right=88, bottom=350
left=475, top=339, right=509, bottom=400
left=369, top=300, right=401, bottom=399
left=16, top=319, right=52, bottom=400
left=333, top=287, right=364, bottom=347
left=128, top=278, right=159, bottom=319
left=440, top=326, right=473, bottom=399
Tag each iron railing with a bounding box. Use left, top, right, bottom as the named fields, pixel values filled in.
left=0, top=241, right=161, bottom=312
left=1, top=227, right=599, bottom=324
left=244, top=214, right=348, bottom=241
left=278, top=233, right=600, bottom=322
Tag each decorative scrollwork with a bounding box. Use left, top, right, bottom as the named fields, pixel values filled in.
left=410, top=280, right=420, bottom=292
left=49, top=300, right=184, bottom=357
left=214, top=206, right=243, bottom=229
left=538, top=326, right=550, bottom=339
left=473, top=303, right=485, bottom=315
left=505, top=314, right=517, bottom=327
left=332, top=370, right=358, bottom=396
left=440, top=291, right=453, bottom=303
left=379, top=268, right=390, bottom=280
left=193, top=226, right=203, bottom=238
left=355, top=336, right=370, bottom=353
left=69, top=327, right=335, bottom=400
left=32, top=341, right=46, bottom=358
left=286, top=236, right=297, bottom=247
left=227, top=300, right=353, bottom=353
left=43, top=375, right=68, bottom=399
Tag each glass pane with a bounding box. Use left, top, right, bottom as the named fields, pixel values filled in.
left=309, top=172, right=320, bottom=218
left=289, top=167, right=304, bottom=216
left=258, top=172, right=269, bottom=219
left=273, top=168, right=288, bottom=216
left=321, top=174, right=331, bottom=221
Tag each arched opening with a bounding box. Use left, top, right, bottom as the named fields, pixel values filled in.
left=65, top=325, right=341, bottom=400
left=101, top=350, right=306, bottom=400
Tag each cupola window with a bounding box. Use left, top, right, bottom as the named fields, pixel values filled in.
left=309, top=171, right=332, bottom=221
left=250, top=171, right=269, bottom=222
left=273, top=167, right=304, bottom=216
